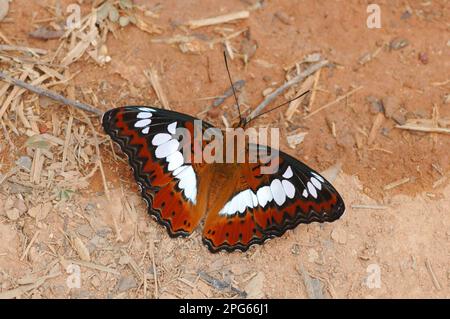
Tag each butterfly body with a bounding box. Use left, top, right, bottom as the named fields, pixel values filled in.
left=103, top=106, right=345, bottom=252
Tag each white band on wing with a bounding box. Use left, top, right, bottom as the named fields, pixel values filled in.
left=136, top=109, right=197, bottom=204
left=218, top=166, right=297, bottom=216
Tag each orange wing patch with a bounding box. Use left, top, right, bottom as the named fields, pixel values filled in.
left=141, top=181, right=203, bottom=236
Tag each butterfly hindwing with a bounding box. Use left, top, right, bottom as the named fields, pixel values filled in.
left=102, top=106, right=213, bottom=236
left=202, top=144, right=345, bottom=252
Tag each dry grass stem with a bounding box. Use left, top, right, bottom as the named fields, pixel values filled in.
left=303, top=86, right=363, bottom=120
left=187, top=10, right=249, bottom=29
left=248, top=60, right=329, bottom=121
left=144, top=67, right=170, bottom=110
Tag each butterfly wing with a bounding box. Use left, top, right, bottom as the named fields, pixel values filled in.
left=102, top=106, right=213, bottom=237
left=202, top=144, right=345, bottom=252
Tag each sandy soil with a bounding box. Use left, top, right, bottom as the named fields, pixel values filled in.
left=0, top=0, right=449, bottom=298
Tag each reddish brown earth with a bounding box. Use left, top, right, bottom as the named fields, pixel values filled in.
left=0, top=0, right=449, bottom=298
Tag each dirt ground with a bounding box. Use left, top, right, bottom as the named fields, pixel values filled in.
left=0, top=0, right=449, bottom=298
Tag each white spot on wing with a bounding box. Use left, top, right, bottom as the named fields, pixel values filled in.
left=173, top=165, right=187, bottom=176
left=218, top=201, right=231, bottom=216
left=270, top=179, right=286, bottom=206
left=256, top=186, right=272, bottom=208
left=312, top=172, right=325, bottom=183
left=302, top=189, right=308, bottom=198
left=155, top=139, right=179, bottom=158
left=282, top=166, right=293, bottom=179
left=137, top=112, right=152, bottom=119
left=152, top=133, right=172, bottom=146
left=282, top=180, right=296, bottom=199
left=166, top=151, right=184, bottom=171
left=310, top=177, right=322, bottom=190
left=138, top=107, right=155, bottom=112
left=176, top=166, right=197, bottom=203
left=307, top=182, right=317, bottom=199
left=219, top=189, right=257, bottom=215
left=227, top=198, right=238, bottom=216
left=142, top=127, right=150, bottom=134
left=135, top=119, right=151, bottom=128
left=168, top=122, right=177, bottom=134
left=242, top=190, right=255, bottom=211
left=236, top=195, right=247, bottom=213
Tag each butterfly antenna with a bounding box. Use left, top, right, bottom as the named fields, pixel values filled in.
left=223, top=51, right=242, bottom=123
left=245, top=90, right=310, bottom=126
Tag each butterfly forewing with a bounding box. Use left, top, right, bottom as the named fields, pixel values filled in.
left=102, top=106, right=213, bottom=236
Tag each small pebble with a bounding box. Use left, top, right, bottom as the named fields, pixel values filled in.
left=367, top=96, right=384, bottom=114
left=390, top=37, right=409, bottom=50
left=274, top=11, right=292, bottom=25
left=400, top=11, right=412, bottom=20
left=382, top=96, right=399, bottom=118
left=391, top=108, right=407, bottom=125
left=262, top=75, right=272, bottom=83
left=117, top=276, right=137, bottom=292
left=291, top=243, right=300, bottom=255
left=418, top=52, right=429, bottom=64
left=16, top=156, right=32, bottom=171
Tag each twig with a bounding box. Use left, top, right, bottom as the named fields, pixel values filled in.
left=432, top=176, right=447, bottom=189
left=395, top=123, right=450, bottom=134
left=187, top=10, right=250, bottom=29
left=144, top=67, right=170, bottom=110
left=285, top=75, right=315, bottom=121
left=396, top=105, right=450, bottom=135
left=247, top=60, right=329, bottom=121
left=368, top=147, right=393, bottom=154
left=212, top=80, right=246, bottom=108
left=0, top=272, right=60, bottom=299
left=383, top=177, right=410, bottom=191
left=198, top=80, right=246, bottom=116
left=197, top=271, right=247, bottom=297
left=66, top=259, right=120, bottom=275
left=0, top=30, right=12, bottom=45
left=20, top=231, right=40, bottom=261
left=351, top=204, right=388, bottom=210
left=0, top=71, right=102, bottom=116
left=425, top=258, right=442, bottom=291
left=0, top=44, right=48, bottom=55
left=0, top=121, right=15, bottom=149
left=368, top=113, right=385, bottom=145
left=61, top=116, right=73, bottom=172
left=307, top=68, right=321, bottom=111
left=303, top=86, right=363, bottom=120
left=0, top=166, right=18, bottom=186
left=149, top=240, right=159, bottom=298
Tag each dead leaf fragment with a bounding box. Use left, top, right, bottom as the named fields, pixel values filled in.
left=29, top=27, right=64, bottom=40
left=27, top=203, right=52, bottom=221
left=72, top=235, right=91, bottom=262
left=287, top=132, right=308, bottom=149
left=6, top=208, right=20, bottom=221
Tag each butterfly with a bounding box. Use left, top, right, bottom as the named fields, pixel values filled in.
left=102, top=105, right=345, bottom=252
